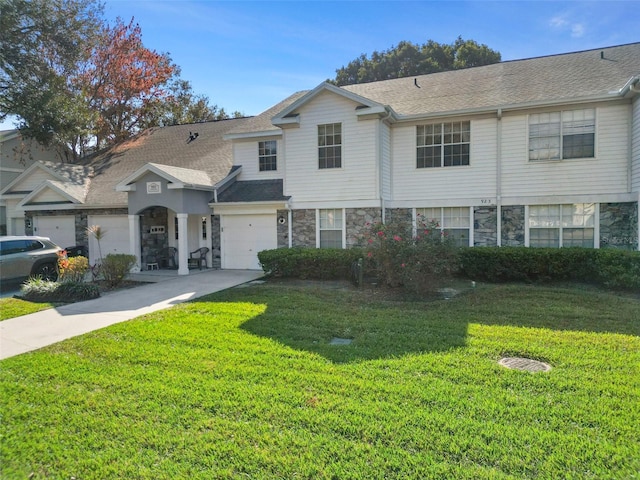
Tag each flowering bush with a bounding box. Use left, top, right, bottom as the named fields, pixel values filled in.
left=57, top=251, right=89, bottom=283
left=362, top=218, right=461, bottom=294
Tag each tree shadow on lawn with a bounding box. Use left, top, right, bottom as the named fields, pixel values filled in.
left=238, top=281, right=470, bottom=364
left=237, top=281, right=640, bottom=364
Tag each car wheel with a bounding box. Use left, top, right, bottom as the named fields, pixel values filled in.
left=34, top=263, right=58, bottom=281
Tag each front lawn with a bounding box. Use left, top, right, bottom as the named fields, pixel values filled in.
left=0, top=298, right=56, bottom=321
left=1, top=281, right=638, bottom=479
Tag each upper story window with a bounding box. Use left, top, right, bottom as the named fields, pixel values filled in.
left=258, top=140, right=277, bottom=171
left=529, top=109, right=595, bottom=162
left=318, top=123, right=342, bottom=169
left=417, top=121, right=470, bottom=168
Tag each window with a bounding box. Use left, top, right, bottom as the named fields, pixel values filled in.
left=318, top=209, right=343, bottom=248
left=318, top=123, right=341, bottom=169
left=529, top=109, right=595, bottom=161
left=417, top=121, right=470, bottom=168
left=416, top=207, right=470, bottom=247
left=259, top=140, right=277, bottom=171
left=528, top=203, right=595, bottom=248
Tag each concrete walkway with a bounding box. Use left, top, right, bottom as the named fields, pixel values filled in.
left=0, top=269, right=264, bottom=360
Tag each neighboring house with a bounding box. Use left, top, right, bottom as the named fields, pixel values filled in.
left=0, top=130, right=61, bottom=235
left=1, top=43, right=639, bottom=274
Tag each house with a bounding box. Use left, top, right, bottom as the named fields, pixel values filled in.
left=1, top=43, right=639, bottom=274
left=0, top=129, right=62, bottom=235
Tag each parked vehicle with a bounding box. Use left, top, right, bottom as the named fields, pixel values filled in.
left=0, top=236, right=63, bottom=283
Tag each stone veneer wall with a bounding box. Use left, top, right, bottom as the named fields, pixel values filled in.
left=25, top=208, right=128, bottom=246
left=140, top=207, right=168, bottom=266
left=600, top=202, right=638, bottom=250
left=501, top=205, right=525, bottom=246
left=291, top=209, right=316, bottom=247
left=211, top=215, right=221, bottom=268
left=346, top=208, right=382, bottom=247
left=473, top=206, right=497, bottom=247
left=277, top=209, right=289, bottom=248
left=385, top=208, right=412, bottom=225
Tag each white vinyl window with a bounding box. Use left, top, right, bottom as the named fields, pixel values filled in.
left=318, top=123, right=342, bottom=169
left=318, top=209, right=343, bottom=248
left=528, top=203, right=595, bottom=248
left=258, top=140, right=277, bottom=171
left=417, top=121, right=470, bottom=168
left=529, top=109, right=595, bottom=161
left=416, top=207, right=471, bottom=246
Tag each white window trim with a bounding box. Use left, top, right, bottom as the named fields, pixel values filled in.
left=524, top=204, right=600, bottom=248
left=318, top=123, right=343, bottom=170
left=416, top=121, right=471, bottom=169
left=258, top=140, right=278, bottom=173
left=316, top=208, right=346, bottom=248
left=527, top=108, right=597, bottom=163
left=413, top=207, right=473, bottom=247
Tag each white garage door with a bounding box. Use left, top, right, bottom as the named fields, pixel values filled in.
left=33, top=216, right=75, bottom=248
left=222, top=214, right=276, bottom=270
left=87, top=215, right=130, bottom=265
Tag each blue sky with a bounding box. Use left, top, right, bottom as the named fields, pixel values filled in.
left=2, top=1, right=639, bottom=129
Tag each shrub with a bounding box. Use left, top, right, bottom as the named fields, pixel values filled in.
left=58, top=253, right=89, bottom=283
left=101, top=254, right=137, bottom=288
left=460, top=247, right=639, bottom=290
left=258, top=248, right=363, bottom=280
left=362, top=219, right=461, bottom=294
left=20, top=278, right=100, bottom=303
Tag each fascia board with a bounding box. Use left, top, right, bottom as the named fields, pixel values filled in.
left=0, top=162, right=55, bottom=195
left=224, top=130, right=283, bottom=141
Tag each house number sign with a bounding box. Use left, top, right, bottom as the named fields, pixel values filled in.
left=147, top=181, right=161, bottom=194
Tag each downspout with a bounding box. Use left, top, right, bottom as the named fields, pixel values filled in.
left=496, top=108, right=503, bottom=247
left=379, top=107, right=393, bottom=224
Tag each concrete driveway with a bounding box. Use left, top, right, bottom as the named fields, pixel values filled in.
left=0, top=269, right=264, bottom=360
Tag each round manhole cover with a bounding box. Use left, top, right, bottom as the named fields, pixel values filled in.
left=499, top=357, right=551, bottom=372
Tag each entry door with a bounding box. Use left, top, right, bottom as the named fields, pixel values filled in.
left=222, top=215, right=276, bottom=270
left=33, top=215, right=75, bottom=248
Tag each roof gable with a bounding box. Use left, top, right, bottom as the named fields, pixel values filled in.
left=0, top=161, right=91, bottom=196
left=116, top=162, right=216, bottom=192
left=19, top=179, right=88, bottom=207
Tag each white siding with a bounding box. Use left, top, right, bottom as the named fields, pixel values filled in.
left=5, top=168, right=56, bottom=193
left=233, top=137, right=284, bottom=181
left=502, top=105, right=630, bottom=198
left=391, top=118, right=497, bottom=203
left=632, top=97, right=640, bottom=192
left=30, top=188, right=68, bottom=204
left=284, top=91, right=379, bottom=203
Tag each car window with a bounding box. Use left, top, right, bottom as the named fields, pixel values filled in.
left=0, top=239, right=44, bottom=255
left=26, top=240, right=44, bottom=251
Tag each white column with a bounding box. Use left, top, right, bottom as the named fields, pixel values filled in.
left=128, top=214, right=141, bottom=273
left=177, top=213, right=189, bottom=275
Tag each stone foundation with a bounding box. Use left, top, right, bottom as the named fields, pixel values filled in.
left=473, top=206, right=497, bottom=246
left=277, top=209, right=289, bottom=248
left=600, top=202, right=638, bottom=250
left=291, top=209, right=316, bottom=247
left=501, top=205, right=525, bottom=246
left=346, top=207, right=382, bottom=247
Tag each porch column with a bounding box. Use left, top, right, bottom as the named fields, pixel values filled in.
left=128, top=214, right=141, bottom=273
left=177, top=213, right=189, bottom=275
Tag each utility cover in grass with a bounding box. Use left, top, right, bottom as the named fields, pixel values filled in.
left=330, top=337, right=353, bottom=345
left=499, top=357, right=551, bottom=372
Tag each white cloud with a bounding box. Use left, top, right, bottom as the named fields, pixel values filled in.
left=571, top=23, right=585, bottom=38
left=550, top=15, right=569, bottom=28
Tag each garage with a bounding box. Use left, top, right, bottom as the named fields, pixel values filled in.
left=87, top=215, right=130, bottom=265
left=33, top=215, right=75, bottom=249
left=221, top=214, right=276, bottom=270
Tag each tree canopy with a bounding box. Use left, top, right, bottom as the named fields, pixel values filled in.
left=332, top=37, right=501, bottom=86
left=0, top=0, right=234, bottom=161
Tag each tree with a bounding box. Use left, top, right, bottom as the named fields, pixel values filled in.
left=80, top=18, right=177, bottom=148
left=0, top=0, right=104, bottom=160
left=332, top=37, right=501, bottom=86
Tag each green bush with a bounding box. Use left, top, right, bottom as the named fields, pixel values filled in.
left=101, top=254, right=137, bottom=288
left=258, top=248, right=363, bottom=280
left=20, top=278, right=100, bottom=303
left=58, top=255, right=89, bottom=283
left=460, top=247, right=639, bottom=290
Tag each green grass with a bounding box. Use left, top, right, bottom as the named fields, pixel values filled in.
left=1, top=281, right=638, bottom=479
left=0, top=297, right=55, bottom=321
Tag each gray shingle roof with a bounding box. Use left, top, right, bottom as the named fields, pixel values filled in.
left=81, top=118, right=251, bottom=206
left=341, top=43, right=640, bottom=116
left=216, top=179, right=288, bottom=203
